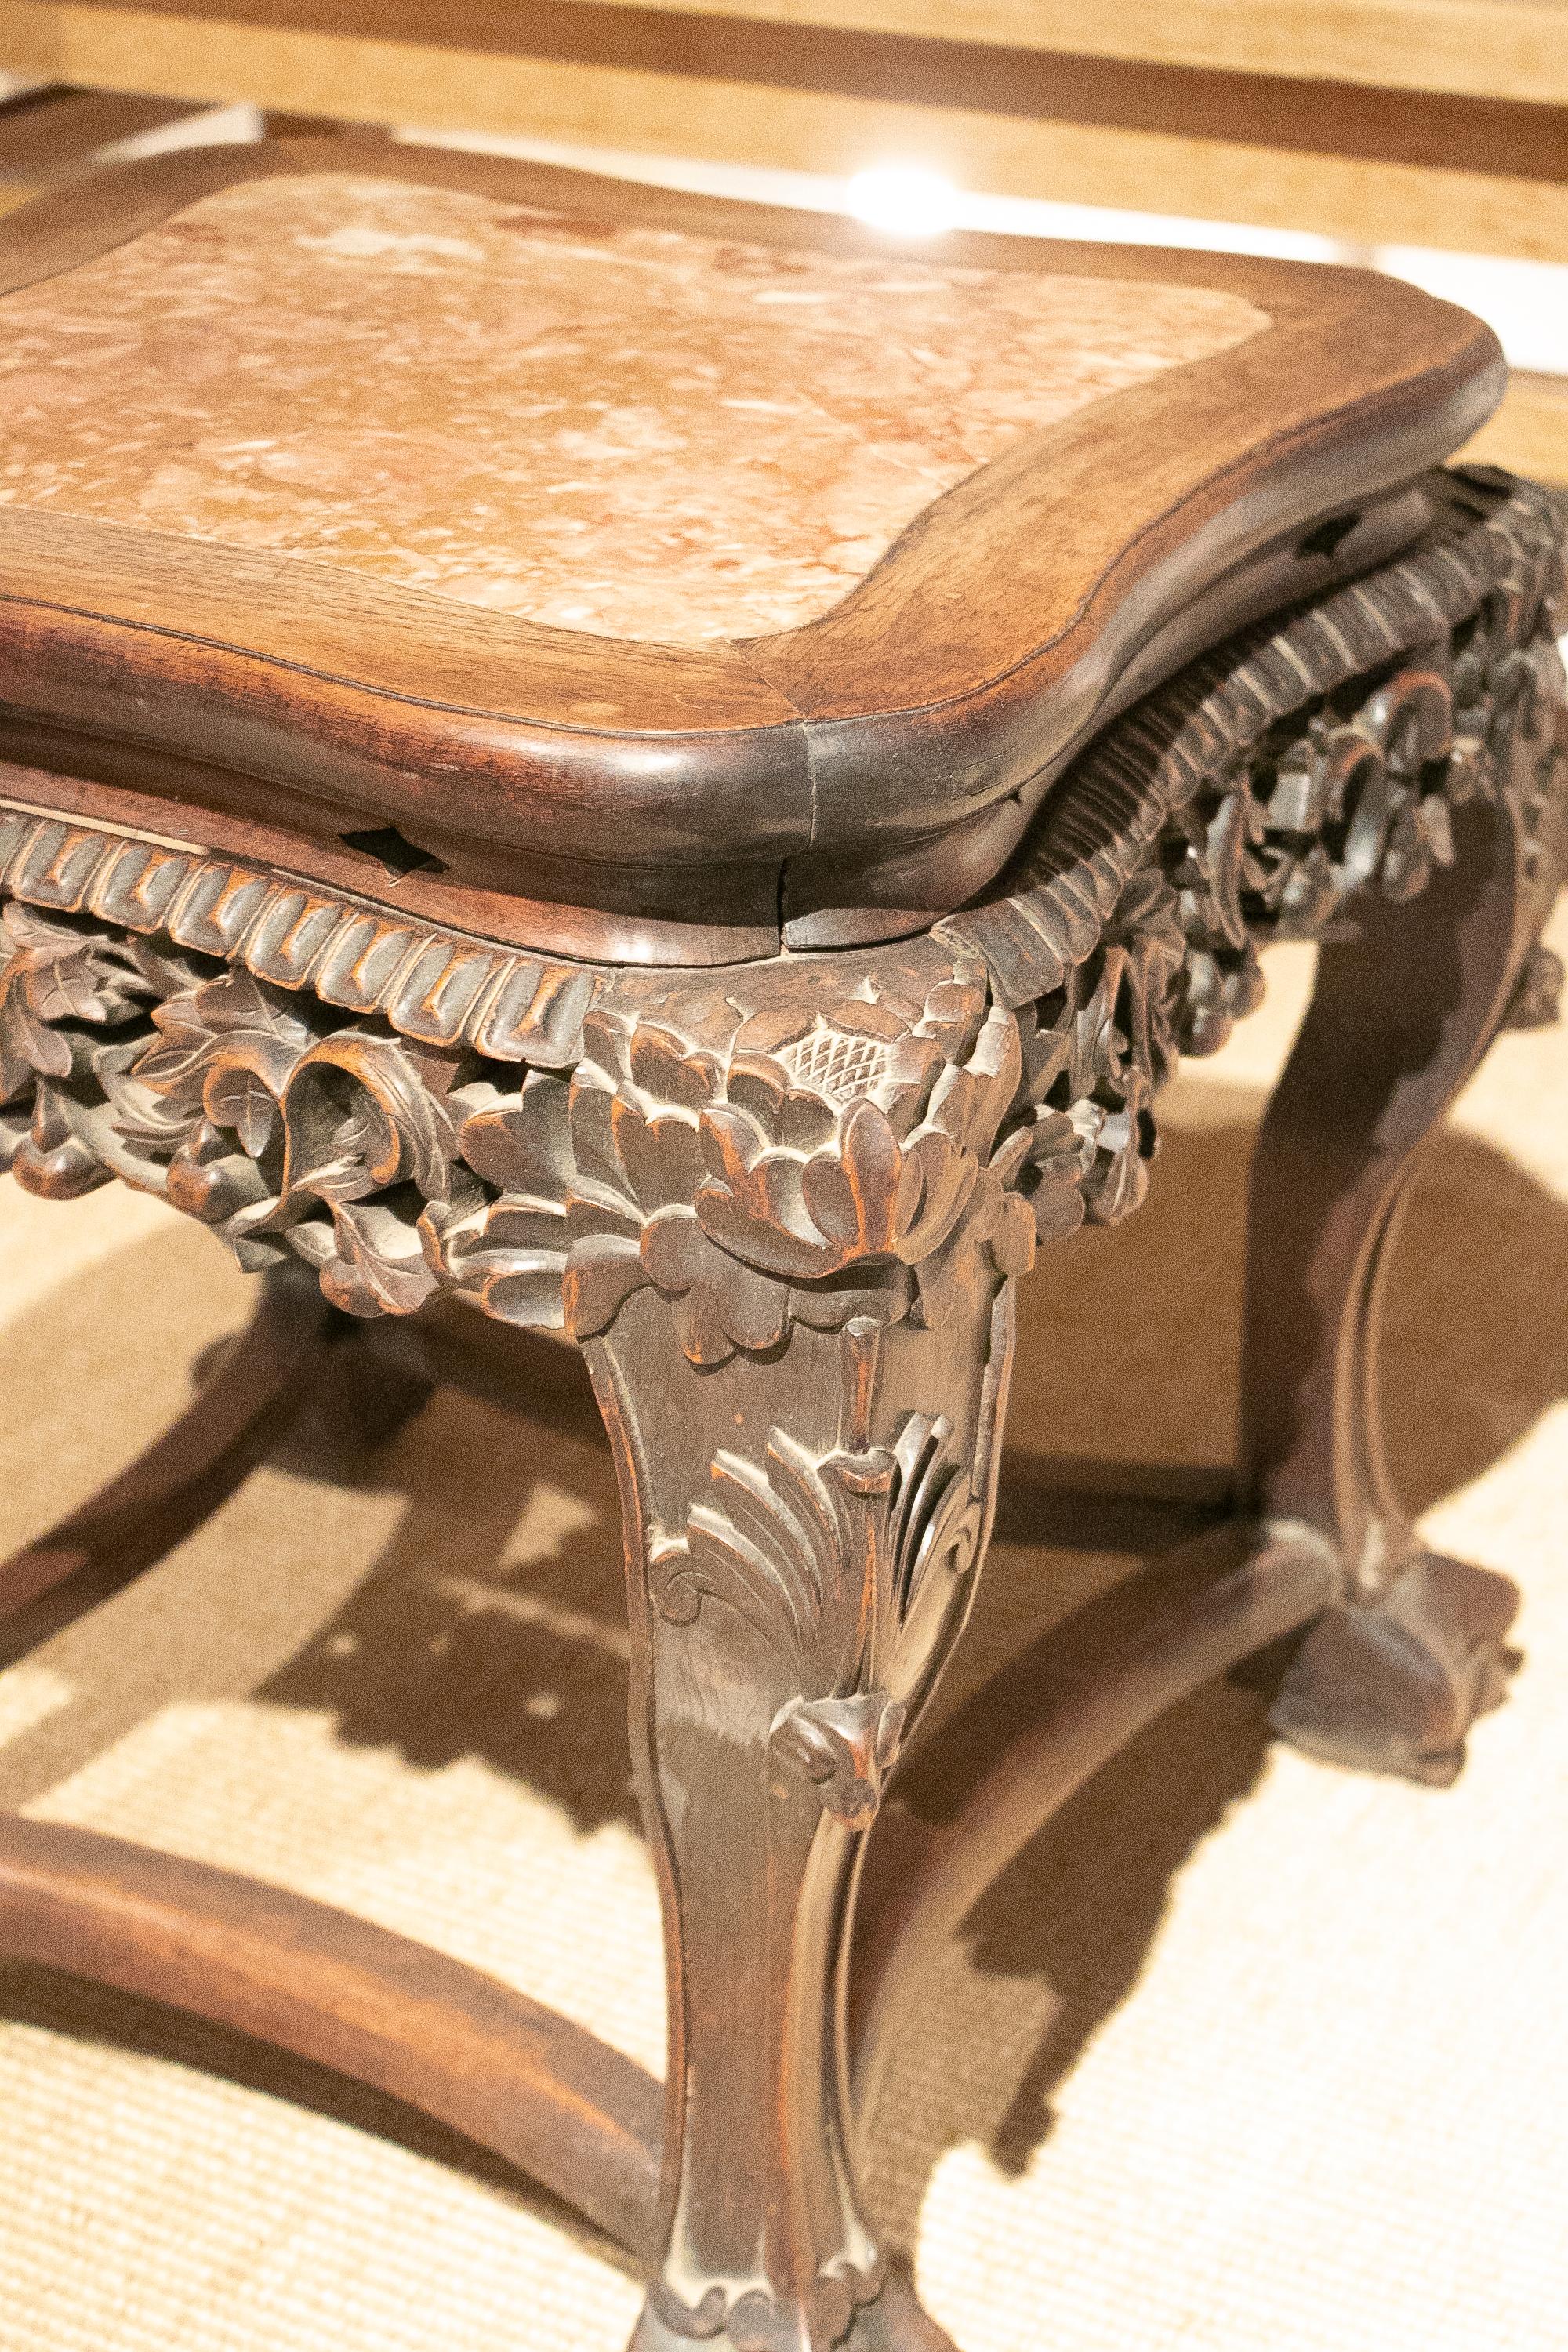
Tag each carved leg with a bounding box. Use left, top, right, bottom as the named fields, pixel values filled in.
left=568, top=986, right=1020, bottom=2352
left=589, top=1283, right=1010, bottom=2352
left=1240, top=764, right=1559, bottom=1782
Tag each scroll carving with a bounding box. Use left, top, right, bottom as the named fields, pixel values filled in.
left=1163, top=571, right=1568, bottom=1056
left=0, top=470, right=1563, bottom=1359
left=942, top=469, right=1566, bottom=1034
left=1, top=467, right=1563, bottom=2352
left=586, top=1278, right=1011, bottom=2352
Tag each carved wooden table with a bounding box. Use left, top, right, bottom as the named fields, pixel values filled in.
left=0, top=140, right=1563, bottom=2352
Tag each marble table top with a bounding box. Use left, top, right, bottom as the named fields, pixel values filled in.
left=0, top=172, right=1268, bottom=645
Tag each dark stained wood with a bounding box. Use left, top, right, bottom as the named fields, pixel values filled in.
left=0, top=381, right=1561, bottom=2347
left=0, top=137, right=1504, bottom=955
left=1240, top=800, right=1560, bottom=1559
left=0, top=85, right=206, bottom=182
left=0, top=1810, right=664, bottom=2252
left=0, top=1264, right=335, bottom=1664
left=1236, top=663, right=1568, bottom=1779
left=0, top=743, right=786, bottom=967
left=586, top=1256, right=1013, bottom=2351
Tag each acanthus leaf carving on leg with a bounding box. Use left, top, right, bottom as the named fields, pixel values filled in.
left=568, top=966, right=1022, bottom=2350
left=0, top=463, right=1563, bottom=2349
left=650, top=1352, right=983, bottom=1832
left=588, top=1266, right=1011, bottom=2352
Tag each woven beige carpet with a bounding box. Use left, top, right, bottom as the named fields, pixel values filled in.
left=0, top=913, right=1565, bottom=2352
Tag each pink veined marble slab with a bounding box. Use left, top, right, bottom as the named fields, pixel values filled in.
left=0, top=173, right=1269, bottom=645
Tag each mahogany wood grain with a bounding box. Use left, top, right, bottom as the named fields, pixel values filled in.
left=0, top=140, right=1503, bottom=958
left=0, top=1809, right=664, bottom=2251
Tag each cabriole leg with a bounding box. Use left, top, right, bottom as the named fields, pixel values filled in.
left=564, top=978, right=1023, bottom=2352
left=587, top=1283, right=1011, bottom=2352
left=1240, top=687, right=1565, bottom=1781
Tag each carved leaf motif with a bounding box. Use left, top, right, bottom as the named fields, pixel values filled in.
left=1, top=982, right=71, bottom=1089
left=456, top=1073, right=573, bottom=1196
left=315, top=1197, right=439, bottom=1317
left=426, top=1077, right=572, bottom=1329
left=2, top=904, right=151, bottom=1021
left=278, top=1033, right=466, bottom=1205
left=0, top=905, right=160, bottom=1098
left=640, top=1205, right=791, bottom=1361
left=205, top=1062, right=280, bottom=1159
left=656, top=1429, right=843, bottom=1671
left=655, top=1413, right=976, bottom=1676
left=1, top=477, right=1560, bottom=1353
left=886, top=1414, right=982, bottom=1618
left=135, top=968, right=310, bottom=1100
left=650, top=1409, right=980, bottom=1828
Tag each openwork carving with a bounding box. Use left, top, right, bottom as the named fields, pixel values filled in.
left=943, top=468, right=1567, bottom=1038
left=651, top=1403, right=981, bottom=1827
left=1, top=466, right=1563, bottom=2352
left=0, top=916, right=564, bottom=1319
left=0, top=807, right=597, bottom=1059
left=0, top=470, right=1563, bottom=1360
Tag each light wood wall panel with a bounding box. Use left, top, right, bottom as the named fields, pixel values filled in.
left=568, top=0, right=1568, bottom=108
left=0, top=2, right=1563, bottom=260
left=1461, top=372, right=1568, bottom=483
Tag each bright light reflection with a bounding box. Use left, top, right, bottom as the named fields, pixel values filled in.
left=845, top=165, right=961, bottom=241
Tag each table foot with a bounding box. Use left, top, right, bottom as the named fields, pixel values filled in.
left=1269, top=1550, right=1521, bottom=1784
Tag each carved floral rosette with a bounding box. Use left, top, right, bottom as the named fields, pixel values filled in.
left=0, top=469, right=1562, bottom=1362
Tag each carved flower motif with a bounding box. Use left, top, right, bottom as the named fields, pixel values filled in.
left=561, top=985, right=1033, bottom=1364
left=127, top=967, right=493, bottom=1316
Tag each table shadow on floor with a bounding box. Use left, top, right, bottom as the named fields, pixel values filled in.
left=0, top=1099, right=1563, bottom=2274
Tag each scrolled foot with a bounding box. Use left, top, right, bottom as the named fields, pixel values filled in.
left=1501, top=940, right=1563, bottom=1030
left=628, top=2268, right=956, bottom=2352
left=1269, top=1552, right=1521, bottom=1786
